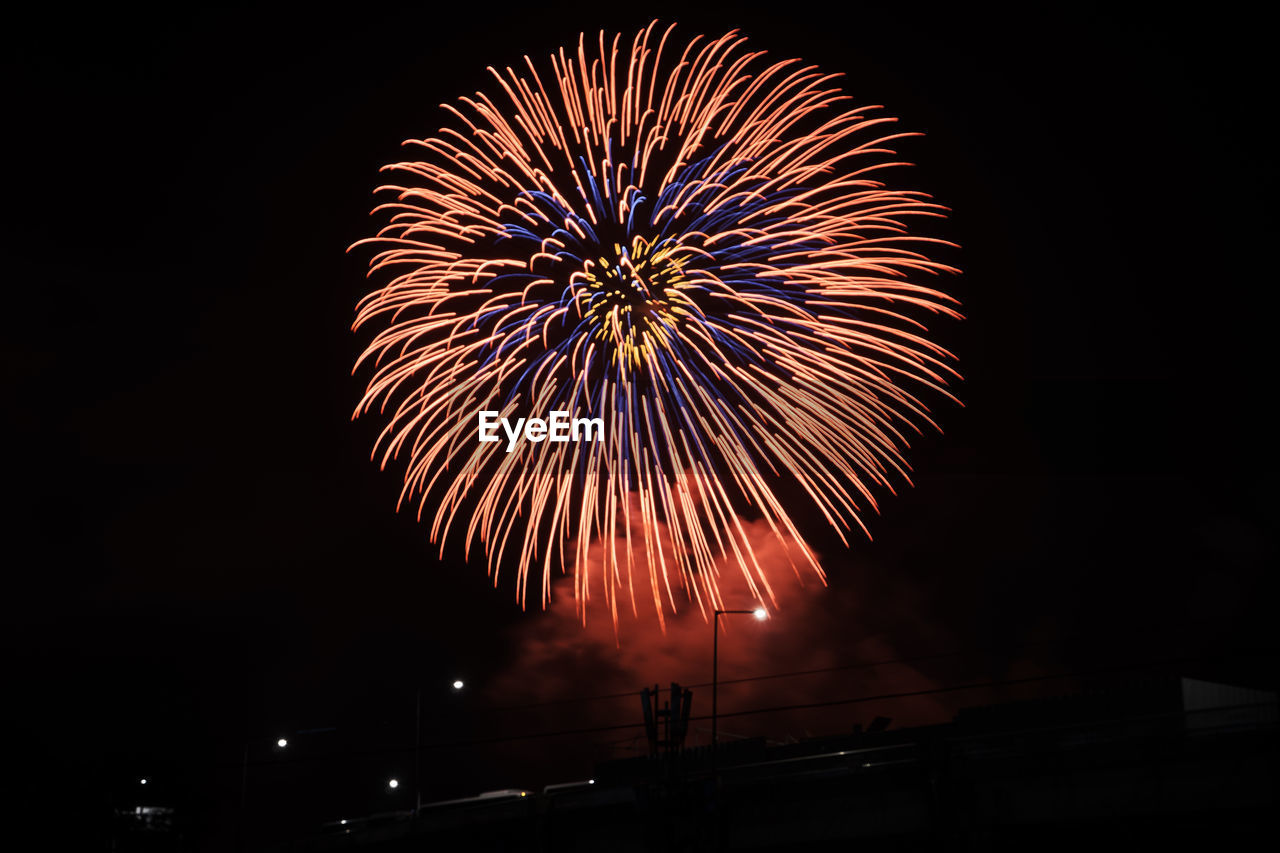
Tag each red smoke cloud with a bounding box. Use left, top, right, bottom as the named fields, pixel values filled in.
left=486, top=490, right=954, bottom=757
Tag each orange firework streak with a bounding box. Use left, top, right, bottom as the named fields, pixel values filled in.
left=351, top=22, right=962, bottom=631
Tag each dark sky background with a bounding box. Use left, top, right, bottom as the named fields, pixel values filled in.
left=5, top=2, right=1275, bottom=848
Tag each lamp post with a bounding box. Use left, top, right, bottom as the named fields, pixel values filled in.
left=711, top=607, right=767, bottom=751
left=414, top=686, right=421, bottom=815
left=413, top=678, right=466, bottom=815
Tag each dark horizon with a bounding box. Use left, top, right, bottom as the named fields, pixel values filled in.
left=5, top=2, right=1275, bottom=848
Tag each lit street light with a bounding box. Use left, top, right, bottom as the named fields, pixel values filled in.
left=276, top=738, right=288, bottom=748
left=388, top=778, right=399, bottom=790
left=413, top=678, right=469, bottom=814
left=712, top=608, right=768, bottom=751
left=710, top=611, right=766, bottom=853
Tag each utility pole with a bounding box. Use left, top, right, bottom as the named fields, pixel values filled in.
left=712, top=608, right=766, bottom=757
left=237, top=745, right=248, bottom=851
left=414, top=686, right=422, bottom=815
left=641, top=683, right=693, bottom=756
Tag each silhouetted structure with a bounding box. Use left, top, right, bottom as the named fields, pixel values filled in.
left=641, top=683, right=694, bottom=757
left=279, top=677, right=1275, bottom=851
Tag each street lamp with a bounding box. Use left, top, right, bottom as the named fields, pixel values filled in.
left=711, top=608, right=768, bottom=751
left=276, top=738, right=288, bottom=749
left=413, top=678, right=468, bottom=814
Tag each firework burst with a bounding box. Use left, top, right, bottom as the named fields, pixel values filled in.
left=352, top=22, right=962, bottom=629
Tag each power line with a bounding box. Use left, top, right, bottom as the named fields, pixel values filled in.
left=467, top=641, right=1054, bottom=713
left=230, top=649, right=1263, bottom=767
left=467, top=627, right=1267, bottom=714
left=420, top=653, right=1224, bottom=749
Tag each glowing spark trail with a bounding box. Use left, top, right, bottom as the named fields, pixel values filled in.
left=352, top=22, right=962, bottom=629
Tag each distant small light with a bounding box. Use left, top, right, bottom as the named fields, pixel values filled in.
left=588, top=779, right=595, bottom=785
left=277, top=738, right=288, bottom=748
left=340, top=819, right=347, bottom=825
left=139, top=778, right=148, bottom=785
left=452, top=679, right=464, bottom=690
left=753, top=608, right=767, bottom=620
left=388, top=778, right=399, bottom=789
left=519, top=792, right=527, bottom=797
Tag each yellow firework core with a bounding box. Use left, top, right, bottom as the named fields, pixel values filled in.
left=582, top=236, right=696, bottom=368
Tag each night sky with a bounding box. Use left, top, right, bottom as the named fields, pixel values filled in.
left=6, top=2, right=1275, bottom=848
